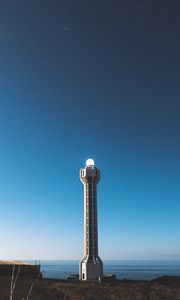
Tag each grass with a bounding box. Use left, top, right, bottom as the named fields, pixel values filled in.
left=0, top=274, right=180, bottom=299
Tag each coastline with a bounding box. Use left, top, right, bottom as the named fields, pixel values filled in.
left=39, top=259, right=180, bottom=280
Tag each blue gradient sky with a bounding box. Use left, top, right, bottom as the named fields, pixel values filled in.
left=0, top=0, right=180, bottom=259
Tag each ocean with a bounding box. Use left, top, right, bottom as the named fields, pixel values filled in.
left=36, top=260, right=180, bottom=280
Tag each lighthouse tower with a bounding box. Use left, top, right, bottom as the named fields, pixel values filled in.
left=79, top=159, right=103, bottom=280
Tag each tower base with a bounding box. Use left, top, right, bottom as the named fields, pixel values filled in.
left=79, top=256, right=103, bottom=280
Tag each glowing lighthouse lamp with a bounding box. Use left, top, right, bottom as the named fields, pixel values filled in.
left=86, top=158, right=95, bottom=167
left=79, top=158, right=103, bottom=280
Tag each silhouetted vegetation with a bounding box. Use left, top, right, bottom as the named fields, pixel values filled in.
left=0, top=276, right=180, bottom=299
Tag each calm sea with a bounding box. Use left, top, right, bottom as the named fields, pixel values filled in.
left=32, top=260, right=180, bottom=280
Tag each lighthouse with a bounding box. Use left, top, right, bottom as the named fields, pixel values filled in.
left=79, top=159, right=103, bottom=280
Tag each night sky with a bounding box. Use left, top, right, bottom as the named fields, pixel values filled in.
left=0, top=0, right=180, bottom=259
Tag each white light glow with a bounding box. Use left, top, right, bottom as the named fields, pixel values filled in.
left=86, top=158, right=95, bottom=167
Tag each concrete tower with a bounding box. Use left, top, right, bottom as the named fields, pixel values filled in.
left=79, top=159, right=103, bottom=281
